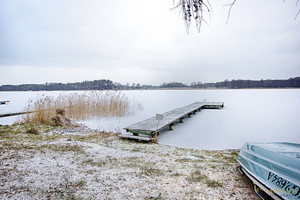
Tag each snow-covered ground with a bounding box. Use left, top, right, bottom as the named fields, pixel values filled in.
left=0, top=125, right=259, bottom=200
left=1, top=89, right=300, bottom=150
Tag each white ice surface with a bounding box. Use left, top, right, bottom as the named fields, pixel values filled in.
left=1, top=89, right=299, bottom=150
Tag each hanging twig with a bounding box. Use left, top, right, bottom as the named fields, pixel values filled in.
left=172, top=0, right=211, bottom=33
left=296, top=9, right=300, bottom=19
left=224, top=0, right=237, bottom=24
left=296, top=0, right=300, bottom=19
left=173, top=0, right=299, bottom=33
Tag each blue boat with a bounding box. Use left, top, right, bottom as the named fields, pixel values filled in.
left=237, top=142, right=300, bottom=200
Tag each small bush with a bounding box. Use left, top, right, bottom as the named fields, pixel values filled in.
left=51, top=116, right=63, bottom=126
left=50, top=109, right=70, bottom=126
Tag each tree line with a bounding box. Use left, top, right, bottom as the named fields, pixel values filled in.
left=0, top=80, right=115, bottom=91
left=0, top=77, right=299, bottom=91
left=191, top=77, right=300, bottom=89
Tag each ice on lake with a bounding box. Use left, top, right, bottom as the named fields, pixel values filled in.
left=1, top=89, right=299, bottom=150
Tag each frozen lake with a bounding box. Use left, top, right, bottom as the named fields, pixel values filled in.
left=1, top=89, right=299, bottom=150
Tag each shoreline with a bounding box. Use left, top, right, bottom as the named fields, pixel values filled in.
left=0, top=124, right=259, bottom=199
left=0, top=87, right=300, bottom=92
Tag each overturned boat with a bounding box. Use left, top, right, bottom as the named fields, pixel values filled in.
left=238, top=142, right=300, bottom=200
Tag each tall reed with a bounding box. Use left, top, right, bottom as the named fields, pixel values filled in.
left=23, top=91, right=142, bottom=125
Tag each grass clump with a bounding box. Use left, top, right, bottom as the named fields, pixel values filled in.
left=0, top=125, right=15, bottom=137
left=26, top=126, right=39, bottom=135
left=212, top=152, right=238, bottom=164
left=186, top=170, right=223, bottom=188
left=186, top=170, right=208, bottom=183
left=39, top=144, right=85, bottom=154
left=82, top=159, right=107, bottom=168
left=141, top=166, right=163, bottom=176
left=22, top=91, right=142, bottom=125
left=175, top=158, right=195, bottom=163
left=205, top=179, right=223, bottom=188
left=192, top=154, right=205, bottom=159
left=0, top=124, right=46, bottom=142
left=82, top=157, right=117, bottom=168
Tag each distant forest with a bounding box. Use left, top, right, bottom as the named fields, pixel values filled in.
left=192, top=77, right=300, bottom=89
left=0, top=77, right=299, bottom=91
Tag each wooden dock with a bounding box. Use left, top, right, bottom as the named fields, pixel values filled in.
left=121, top=102, right=224, bottom=142
left=0, top=107, right=73, bottom=119
left=0, top=101, right=10, bottom=105
left=0, top=111, right=35, bottom=118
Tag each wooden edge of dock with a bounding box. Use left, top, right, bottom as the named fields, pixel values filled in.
left=0, top=111, right=35, bottom=118
left=0, top=106, right=75, bottom=118
left=119, top=134, right=156, bottom=142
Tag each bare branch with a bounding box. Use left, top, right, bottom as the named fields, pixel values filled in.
left=296, top=9, right=300, bottom=19
left=296, top=0, right=300, bottom=19
left=172, top=0, right=299, bottom=33
left=171, top=0, right=182, bottom=10
left=225, top=0, right=237, bottom=24
left=173, top=0, right=211, bottom=33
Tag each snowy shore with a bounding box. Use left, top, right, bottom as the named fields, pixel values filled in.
left=0, top=125, right=259, bottom=199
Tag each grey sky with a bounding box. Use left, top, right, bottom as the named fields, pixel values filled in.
left=0, top=0, right=299, bottom=85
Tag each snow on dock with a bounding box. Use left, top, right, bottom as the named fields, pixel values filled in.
left=121, top=102, right=224, bottom=142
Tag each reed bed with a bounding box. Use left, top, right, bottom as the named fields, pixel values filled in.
left=22, top=91, right=143, bottom=125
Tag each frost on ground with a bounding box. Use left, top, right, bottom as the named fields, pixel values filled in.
left=0, top=124, right=259, bottom=200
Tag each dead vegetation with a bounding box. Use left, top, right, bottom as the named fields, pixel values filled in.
left=22, top=91, right=142, bottom=125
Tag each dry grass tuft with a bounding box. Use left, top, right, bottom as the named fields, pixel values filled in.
left=26, top=126, right=39, bottom=135
left=187, top=170, right=223, bottom=188
left=22, top=91, right=142, bottom=125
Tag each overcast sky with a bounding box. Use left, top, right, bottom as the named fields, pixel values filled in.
left=0, top=0, right=299, bottom=85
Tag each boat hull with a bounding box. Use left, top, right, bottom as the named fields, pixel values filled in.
left=238, top=142, right=300, bottom=200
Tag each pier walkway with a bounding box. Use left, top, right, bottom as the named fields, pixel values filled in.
left=121, top=101, right=224, bottom=142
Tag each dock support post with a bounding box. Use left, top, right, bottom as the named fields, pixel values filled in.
left=188, top=113, right=192, bottom=118
left=151, top=132, right=158, bottom=143
left=169, top=123, right=174, bottom=130
left=180, top=118, right=184, bottom=123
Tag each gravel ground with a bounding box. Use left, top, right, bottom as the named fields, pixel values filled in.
left=0, top=124, right=259, bottom=199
